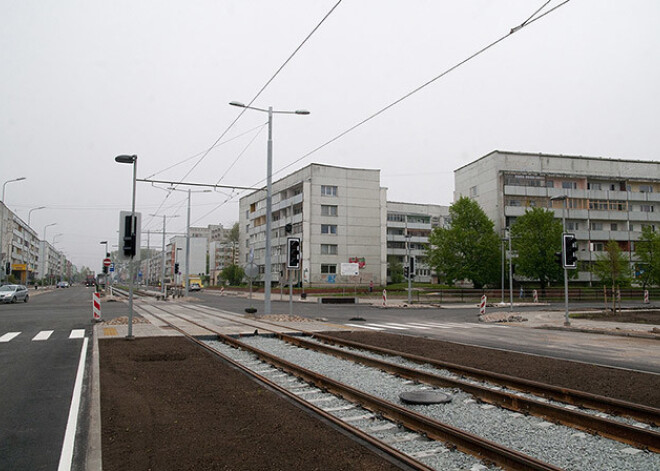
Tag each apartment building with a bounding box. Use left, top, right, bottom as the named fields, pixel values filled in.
left=239, top=164, right=388, bottom=286
left=454, top=150, right=660, bottom=283
left=238, top=163, right=450, bottom=286
left=386, top=202, right=449, bottom=283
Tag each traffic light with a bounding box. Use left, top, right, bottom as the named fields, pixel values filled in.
left=562, top=233, right=578, bottom=269
left=102, top=265, right=108, bottom=274
left=554, top=251, right=562, bottom=267
left=121, top=213, right=136, bottom=258
left=5, top=262, right=10, bottom=275
left=409, top=257, right=415, bottom=279
left=287, top=237, right=301, bottom=269
left=174, top=263, right=180, bottom=274
left=404, top=266, right=409, bottom=279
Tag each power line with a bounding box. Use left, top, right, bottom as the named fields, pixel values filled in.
left=275, top=0, right=572, bottom=176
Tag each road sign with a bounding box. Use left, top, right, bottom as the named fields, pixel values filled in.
left=340, top=263, right=359, bottom=276
left=103, top=258, right=112, bottom=267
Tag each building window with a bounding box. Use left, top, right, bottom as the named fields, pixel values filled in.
left=321, top=224, right=337, bottom=235
left=469, top=186, right=478, bottom=197
left=566, top=221, right=579, bottom=231
left=639, top=184, right=654, bottom=193
left=321, top=264, right=337, bottom=274
left=321, top=244, right=338, bottom=255
left=321, top=185, right=337, bottom=197
left=321, top=205, right=338, bottom=217
left=546, top=180, right=554, bottom=188
left=588, top=182, right=602, bottom=191
left=591, top=242, right=605, bottom=252
left=387, top=213, right=406, bottom=222
left=610, top=223, right=618, bottom=231
left=562, top=181, right=577, bottom=189
left=590, top=222, right=603, bottom=231
left=640, top=204, right=655, bottom=213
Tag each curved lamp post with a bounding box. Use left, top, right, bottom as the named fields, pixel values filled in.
left=1, top=177, right=26, bottom=283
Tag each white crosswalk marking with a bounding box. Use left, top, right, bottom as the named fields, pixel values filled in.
left=346, top=321, right=508, bottom=332
left=32, top=330, right=54, bottom=341
left=367, top=323, right=408, bottom=330
left=345, top=323, right=384, bottom=330
left=0, top=332, right=21, bottom=342
left=69, top=329, right=85, bottom=339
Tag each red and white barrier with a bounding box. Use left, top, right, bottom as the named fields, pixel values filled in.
left=220, top=287, right=225, bottom=296
left=92, top=292, right=102, bottom=321
left=382, top=289, right=387, bottom=307
left=533, top=289, right=538, bottom=303
left=644, top=290, right=649, bottom=304
left=479, top=295, right=487, bottom=315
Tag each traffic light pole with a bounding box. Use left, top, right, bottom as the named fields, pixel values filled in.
left=560, top=203, right=570, bottom=327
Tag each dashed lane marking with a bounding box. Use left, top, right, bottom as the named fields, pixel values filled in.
left=33, top=330, right=54, bottom=341
left=367, top=323, right=409, bottom=330
left=0, top=332, right=21, bottom=343
left=0, top=330, right=88, bottom=343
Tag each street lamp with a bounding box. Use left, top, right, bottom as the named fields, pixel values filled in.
left=23, top=206, right=46, bottom=283
left=28, top=206, right=45, bottom=226
left=229, top=101, right=310, bottom=315
left=551, top=194, right=570, bottom=326
left=115, top=154, right=138, bottom=339
left=0, top=177, right=26, bottom=283
left=150, top=213, right=179, bottom=296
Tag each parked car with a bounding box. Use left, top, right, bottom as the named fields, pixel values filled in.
left=0, top=284, right=29, bottom=303
left=189, top=283, right=201, bottom=292
left=56, top=281, right=70, bottom=288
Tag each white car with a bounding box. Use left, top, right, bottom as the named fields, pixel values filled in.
left=189, top=283, right=201, bottom=292
left=0, top=284, right=29, bottom=303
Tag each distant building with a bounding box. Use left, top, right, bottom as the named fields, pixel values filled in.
left=239, top=163, right=449, bottom=286
left=454, top=150, right=660, bottom=283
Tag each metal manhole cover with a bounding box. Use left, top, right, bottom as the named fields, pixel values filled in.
left=399, top=390, right=452, bottom=405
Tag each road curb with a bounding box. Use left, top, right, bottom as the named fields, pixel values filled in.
left=86, top=326, right=103, bottom=470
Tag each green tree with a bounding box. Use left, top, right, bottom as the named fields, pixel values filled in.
left=592, top=240, right=631, bottom=312
left=510, top=208, right=563, bottom=292
left=388, top=257, right=404, bottom=284
left=634, top=226, right=660, bottom=288
left=426, top=197, right=500, bottom=289
left=220, top=264, right=245, bottom=286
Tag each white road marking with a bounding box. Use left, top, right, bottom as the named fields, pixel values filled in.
left=367, top=323, right=408, bottom=330
left=345, top=323, right=384, bottom=330
left=387, top=322, right=430, bottom=329
left=0, top=332, right=21, bottom=342
left=69, top=329, right=85, bottom=339
left=57, top=337, right=88, bottom=471
left=32, top=330, right=54, bottom=341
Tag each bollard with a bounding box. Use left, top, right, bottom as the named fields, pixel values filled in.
left=479, top=295, right=487, bottom=315
left=382, top=289, right=387, bottom=307
left=644, top=290, right=649, bottom=304
left=92, top=292, right=102, bottom=322
left=533, top=289, right=538, bottom=303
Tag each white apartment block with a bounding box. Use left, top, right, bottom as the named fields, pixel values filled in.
left=454, top=150, right=660, bottom=283
left=239, top=164, right=449, bottom=287
left=386, top=202, right=449, bottom=283
left=166, top=235, right=208, bottom=283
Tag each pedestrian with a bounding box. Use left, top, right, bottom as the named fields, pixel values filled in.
left=369, top=280, right=373, bottom=293
left=519, top=286, right=524, bottom=299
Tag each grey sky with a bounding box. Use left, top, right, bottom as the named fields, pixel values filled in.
left=2, top=0, right=659, bottom=272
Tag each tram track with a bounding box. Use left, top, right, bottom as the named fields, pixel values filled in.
left=131, top=301, right=660, bottom=470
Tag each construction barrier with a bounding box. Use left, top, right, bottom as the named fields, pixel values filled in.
left=92, top=292, right=102, bottom=321
left=644, top=290, right=649, bottom=304
left=479, top=295, right=487, bottom=315
left=533, top=289, right=538, bottom=303
left=382, top=289, right=387, bottom=307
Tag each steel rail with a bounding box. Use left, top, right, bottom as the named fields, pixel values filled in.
left=134, top=306, right=436, bottom=471
left=276, top=332, right=660, bottom=452
left=310, top=331, right=660, bottom=426
left=136, top=303, right=562, bottom=471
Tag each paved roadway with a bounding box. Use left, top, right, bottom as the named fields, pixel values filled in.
left=190, top=290, right=660, bottom=374
left=0, top=286, right=122, bottom=471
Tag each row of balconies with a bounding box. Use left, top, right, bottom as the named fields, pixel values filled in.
left=504, top=185, right=660, bottom=202
left=505, top=206, right=659, bottom=222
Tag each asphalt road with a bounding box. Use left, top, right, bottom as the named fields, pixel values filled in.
left=189, top=289, right=660, bottom=374
left=0, top=286, right=114, bottom=471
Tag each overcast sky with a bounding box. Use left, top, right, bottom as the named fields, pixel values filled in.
left=2, top=0, right=659, bottom=272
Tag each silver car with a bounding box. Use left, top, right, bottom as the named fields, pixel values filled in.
left=0, top=284, right=29, bottom=303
